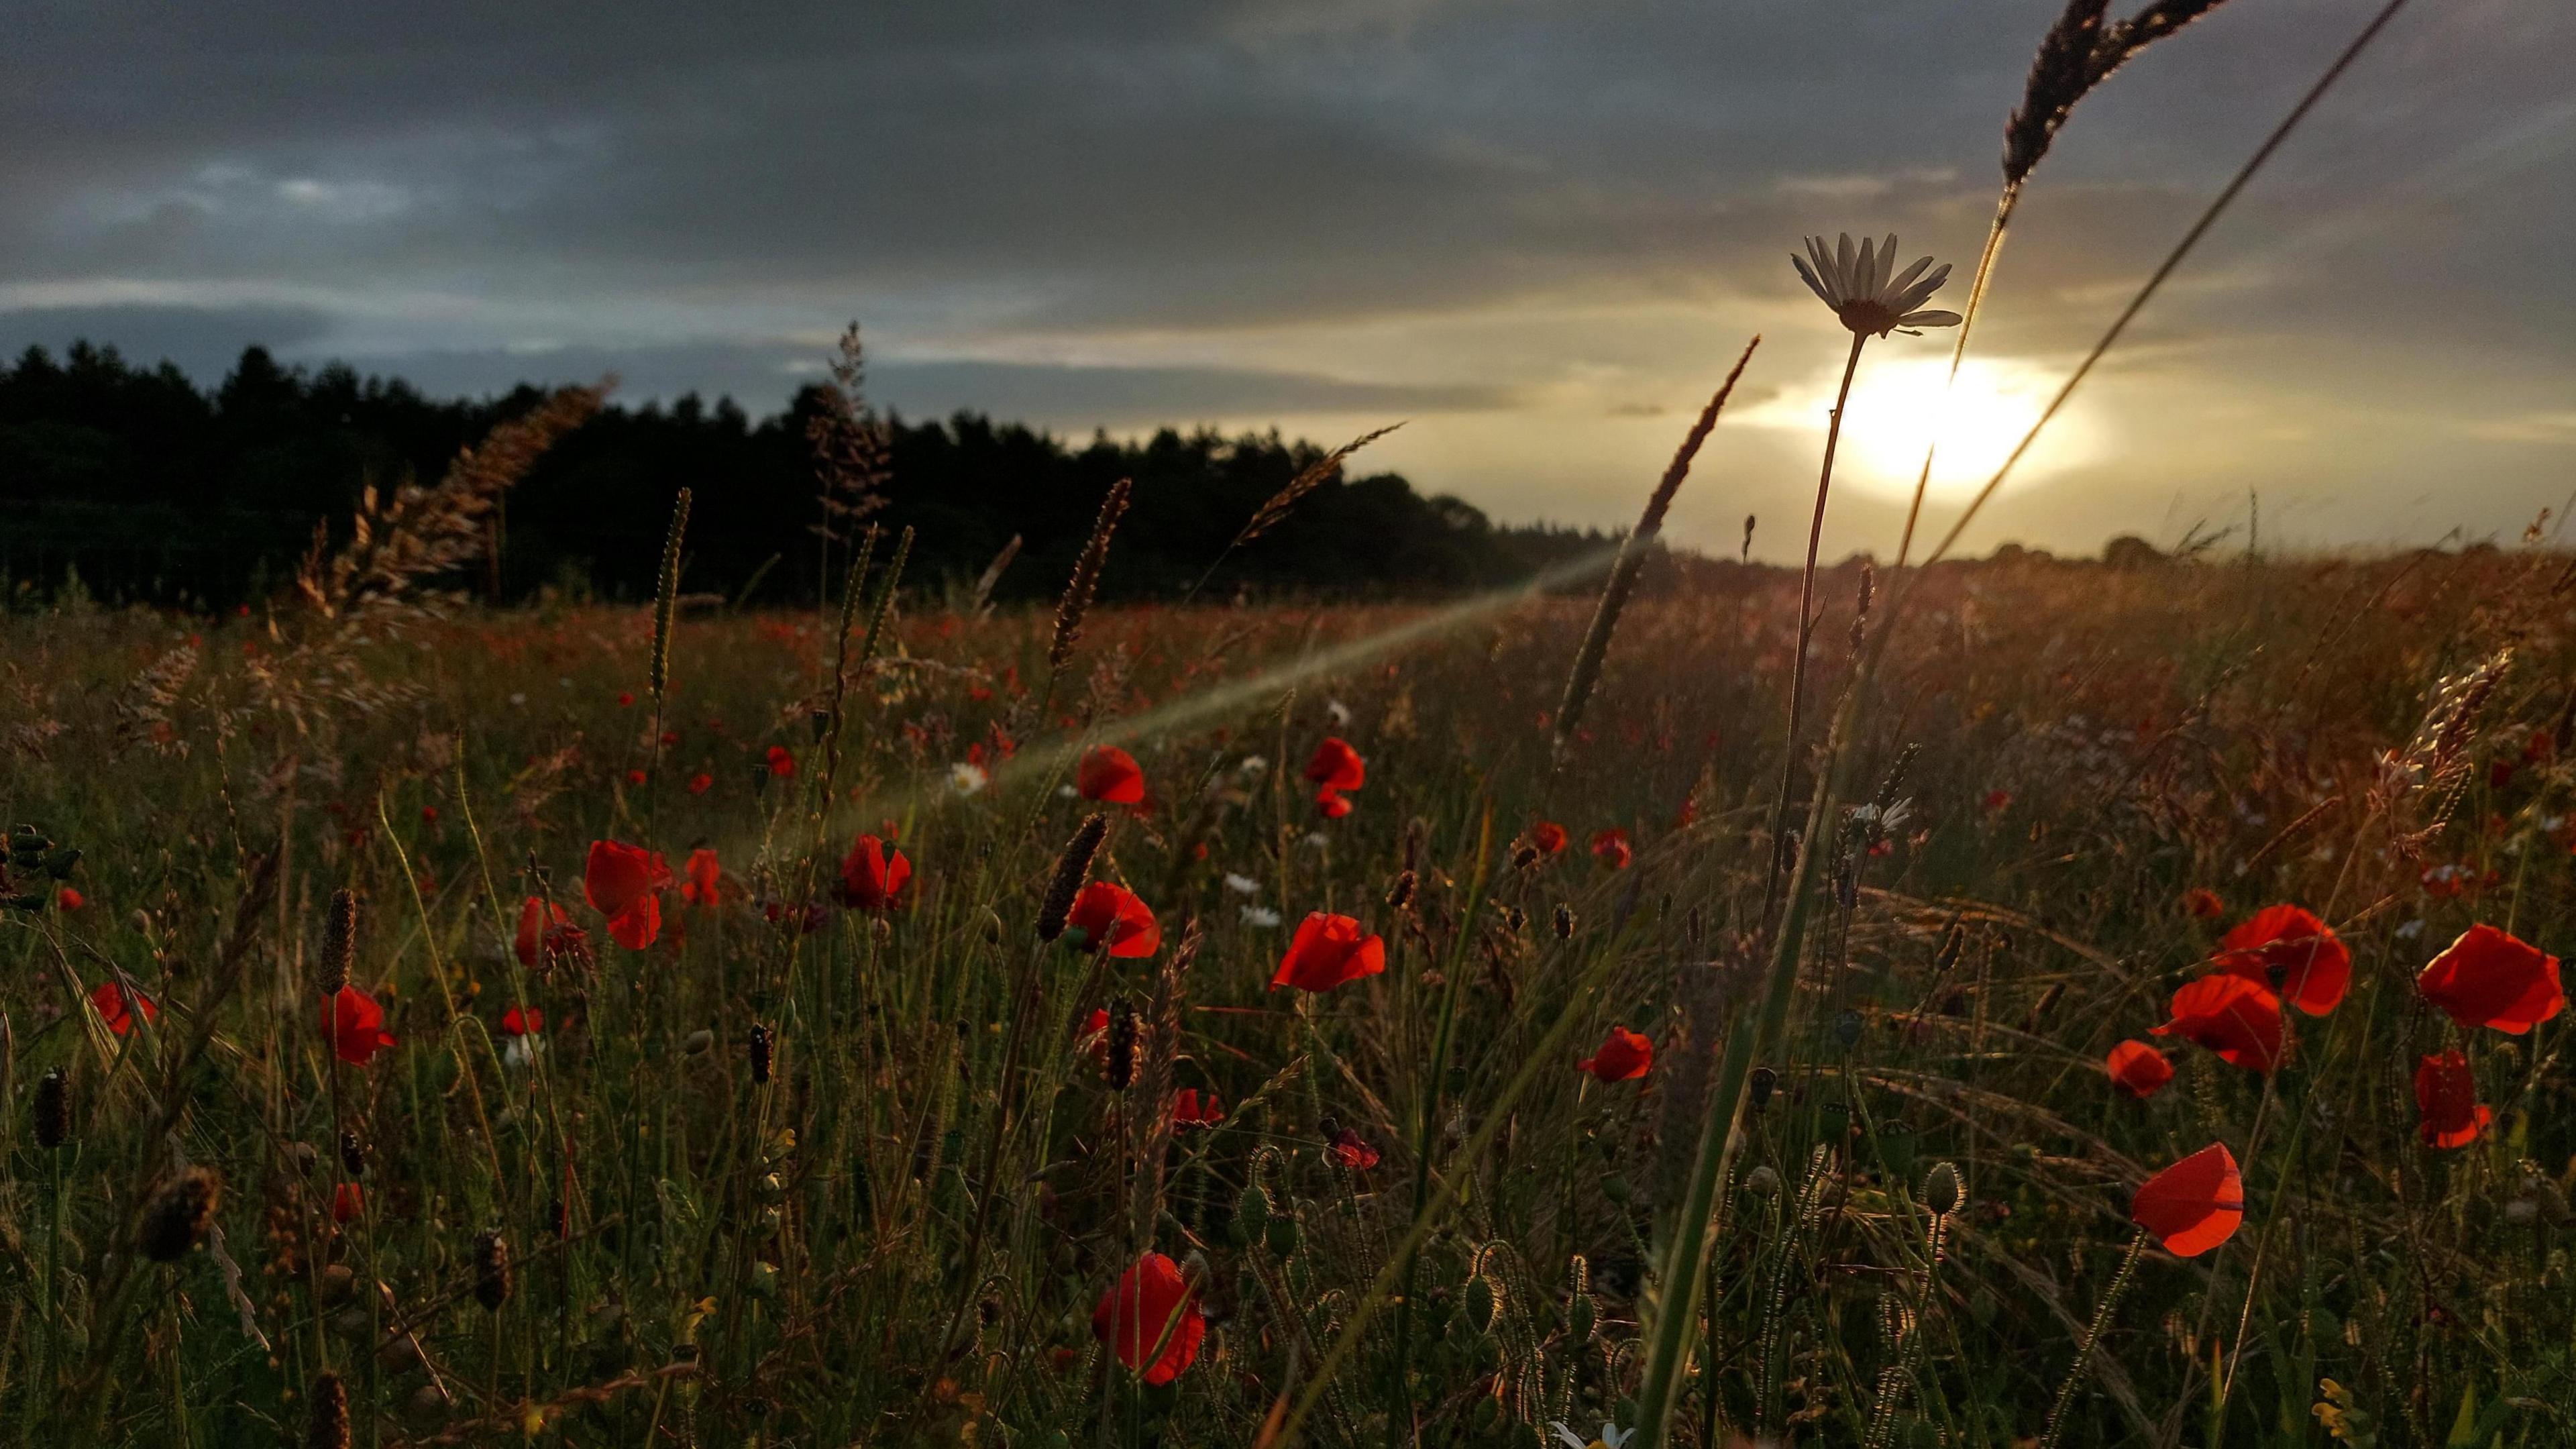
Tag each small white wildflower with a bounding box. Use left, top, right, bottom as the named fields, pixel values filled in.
left=2394, top=918, right=2426, bottom=941
left=1303, top=831, right=1330, bottom=851
left=1238, top=755, right=1269, bottom=775
left=1549, top=1423, right=1633, bottom=1449
left=2505, top=1197, right=2540, bottom=1224
left=1057, top=784, right=1078, bottom=798
left=1223, top=873, right=1262, bottom=896
left=1326, top=700, right=1352, bottom=727
left=949, top=762, right=989, bottom=796
left=558, top=676, right=574, bottom=689
left=1240, top=905, right=1282, bottom=929
left=503, top=1036, right=544, bottom=1069
left=2541, top=814, right=2566, bottom=833
left=1790, top=233, right=1960, bottom=336
left=508, top=692, right=527, bottom=706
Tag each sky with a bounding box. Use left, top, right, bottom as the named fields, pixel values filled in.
left=4, top=0, right=2571, bottom=560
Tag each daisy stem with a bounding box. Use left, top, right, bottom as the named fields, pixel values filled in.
left=1761, top=330, right=1868, bottom=934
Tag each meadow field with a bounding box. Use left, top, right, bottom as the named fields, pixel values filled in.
left=1, top=532, right=2571, bottom=1446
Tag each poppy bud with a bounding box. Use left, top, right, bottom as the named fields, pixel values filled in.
left=307, top=1371, right=350, bottom=1449
left=34, top=1067, right=69, bottom=1150
left=474, top=1230, right=513, bottom=1311
left=1386, top=870, right=1416, bottom=911
left=338, top=1130, right=368, bottom=1177
left=1232, top=1183, right=1271, bottom=1246
left=1567, top=1290, right=1597, bottom=1342
left=1748, top=1066, right=1777, bottom=1110
left=138, top=1165, right=221, bottom=1262
left=1265, top=1212, right=1299, bottom=1260
left=1834, top=1010, right=1863, bottom=1049
left=1463, top=1273, right=1496, bottom=1334
left=1925, top=1161, right=1963, bottom=1216
left=748, top=1024, right=775, bottom=1085
left=319, top=888, right=357, bottom=996
left=1744, top=1165, right=1782, bottom=1198
left=1036, top=815, right=1108, bottom=943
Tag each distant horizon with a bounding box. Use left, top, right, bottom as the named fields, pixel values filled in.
left=9, top=2, right=2571, bottom=564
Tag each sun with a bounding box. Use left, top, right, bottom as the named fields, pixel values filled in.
left=1833, top=356, right=2097, bottom=502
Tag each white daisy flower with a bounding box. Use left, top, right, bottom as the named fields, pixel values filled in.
left=1240, top=905, right=1282, bottom=928
left=503, top=1036, right=544, bottom=1069
left=1326, top=700, right=1352, bottom=727
left=1790, top=233, right=1960, bottom=336
left=1238, top=755, right=1269, bottom=775
left=949, top=761, right=989, bottom=796
left=1057, top=783, right=1078, bottom=798
left=1223, top=873, right=1262, bottom=895
left=1549, top=1422, right=1633, bottom=1449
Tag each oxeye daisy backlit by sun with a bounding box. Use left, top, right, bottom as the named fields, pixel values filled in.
left=2, top=0, right=2563, bottom=1441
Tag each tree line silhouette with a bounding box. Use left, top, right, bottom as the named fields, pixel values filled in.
left=0, top=341, right=1612, bottom=610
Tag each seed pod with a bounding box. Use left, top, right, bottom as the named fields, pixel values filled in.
left=33, top=1067, right=69, bottom=1150
left=1103, top=1000, right=1137, bottom=1091
left=1386, top=869, right=1416, bottom=911
left=1265, top=1211, right=1300, bottom=1260
left=748, top=1024, right=775, bottom=1085
left=1567, top=1290, right=1598, bottom=1342
left=138, top=1165, right=221, bottom=1262
left=338, top=1130, right=368, bottom=1177
left=1744, top=1165, right=1782, bottom=1199
left=319, top=888, right=358, bottom=996
left=1925, top=1161, right=1963, bottom=1217
left=474, top=1230, right=513, bottom=1311
left=1748, top=1066, right=1777, bottom=1110
left=1509, top=844, right=1540, bottom=873
left=1497, top=904, right=1526, bottom=934
left=1552, top=903, right=1574, bottom=940
left=1036, top=814, right=1108, bottom=943
left=307, top=1371, right=350, bottom=1449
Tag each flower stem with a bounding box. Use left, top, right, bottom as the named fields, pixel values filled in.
left=2039, top=1228, right=2150, bottom=1449
left=1762, top=329, right=1869, bottom=932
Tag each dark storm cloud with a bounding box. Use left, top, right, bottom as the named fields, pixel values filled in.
left=3, top=0, right=2571, bottom=542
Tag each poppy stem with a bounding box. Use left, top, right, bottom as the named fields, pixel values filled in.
left=1761, top=330, right=1869, bottom=938
left=2038, top=1227, right=2150, bottom=1449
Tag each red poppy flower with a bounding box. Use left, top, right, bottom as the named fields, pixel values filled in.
left=500, top=1005, right=544, bottom=1036
left=1065, top=881, right=1161, bottom=958
left=680, top=847, right=726, bottom=906
left=584, top=840, right=672, bottom=950
left=625, top=768, right=648, bottom=786
left=2153, top=974, right=2283, bottom=1073
left=514, top=896, right=590, bottom=970
left=1591, top=828, right=1632, bottom=870
left=332, top=1182, right=365, bottom=1224
left=1170, top=1088, right=1222, bottom=1130
left=322, top=985, right=396, bottom=1065
left=1091, top=1252, right=1204, bottom=1385
left=840, top=834, right=912, bottom=912
left=2416, top=924, right=2564, bottom=1035
left=2413, top=1049, right=2491, bottom=1148
left=58, top=888, right=86, bottom=911
left=1329, top=1128, right=1381, bottom=1169
left=2131, top=1143, right=2243, bottom=1257
left=1077, top=745, right=1146, bottom=804
left=1578, top=1026, right=1654, bottom=1082
left=1270, top=912, right=1387, bottom=993
left=89, top=980, right=159, bottom=1036
left=688, top=771, right=713, bottom=795
left=617, top=691, right=635, bottom=708
left=2106, top=1040, right=2174, bottom=1099
left=1304, top=737, right=1366, bottom=793
left=765, top=745, right=796, bottom=777
left=2182, top=888, right=2223, bottom=920
left=2213, top=904, right=2350, bottom=1016
left=1981, top=789, right=2012, bottom=814
left=1315, top=787, right=1354, bottom=819
left=1529, top=822, right=1568, bottom=857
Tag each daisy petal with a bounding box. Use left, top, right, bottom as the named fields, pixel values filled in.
left=1898, top=309, right=1964, bottom=328
left=1791, top=254, right=1836, bottom=306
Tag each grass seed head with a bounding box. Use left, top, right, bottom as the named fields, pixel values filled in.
left=139, top=1165, right=221, bottom=1262
left=1037, top=814, right=1108, bottom=943
left=307, top=1371, right=350, bottom=1449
